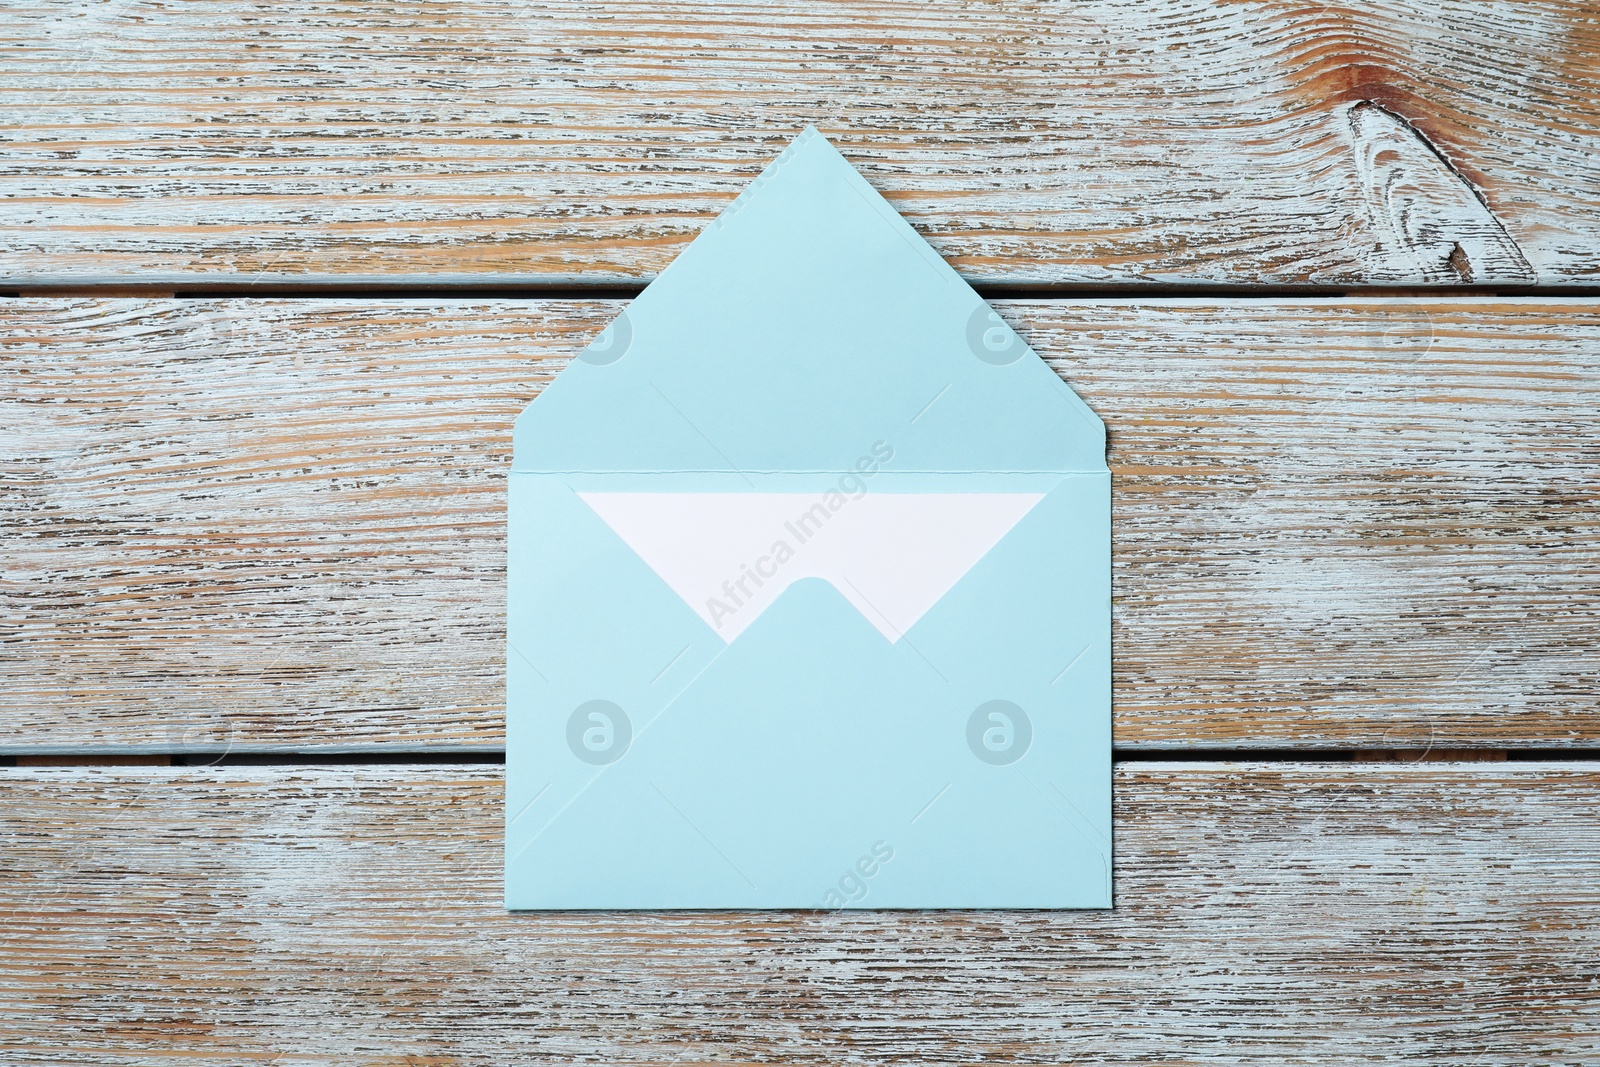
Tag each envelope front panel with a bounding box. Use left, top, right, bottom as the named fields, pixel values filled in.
left=505, top=472, right=1110, bottom=909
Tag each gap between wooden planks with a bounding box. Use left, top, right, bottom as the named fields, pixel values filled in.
left=2, top=0, right=1597, bottom=287
left=2, top=297, right=1596, bottom=752
left=0, top=762, right=1595, bottom=1063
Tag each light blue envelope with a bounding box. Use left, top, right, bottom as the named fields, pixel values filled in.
left=506, top=127, right=1110, bottom=909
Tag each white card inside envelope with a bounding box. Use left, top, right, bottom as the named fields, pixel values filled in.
left=506, top=128, right=1111, bottom=909
left=576, top=492, right=1045, bottom=642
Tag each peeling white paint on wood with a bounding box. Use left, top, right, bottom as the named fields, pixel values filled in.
left=1, top=0, right=1596, bottom=285
left=1348, top=103, right=1536, bottom=284
left=3, top=298, right=1595, bottom=750
left=0, top=763, right=1596, bottom=1063
left=2, top=3, right=1595, bottom=1058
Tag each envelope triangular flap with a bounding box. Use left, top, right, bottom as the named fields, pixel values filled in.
left=513, top=127, right=1105, bottom=477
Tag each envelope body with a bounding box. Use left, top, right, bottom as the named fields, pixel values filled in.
left=506, top=129, right=1110, bottom=909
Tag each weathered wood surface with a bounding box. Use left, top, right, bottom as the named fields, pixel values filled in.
left=4, top=297, right=1596, bottom=751
left=3, top=0, right=1597, bottom=288
left=0, top=762, right=1595, bottom=1063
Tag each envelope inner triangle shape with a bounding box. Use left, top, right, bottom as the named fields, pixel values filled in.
left=578, top=492, right=1045, bottom=642
left=506, top=127, right=1112, bottom=909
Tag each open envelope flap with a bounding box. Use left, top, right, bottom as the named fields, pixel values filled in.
left=512, top=127, right=1106, bottom=476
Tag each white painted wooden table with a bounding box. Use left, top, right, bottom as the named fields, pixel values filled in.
left=2, top=1, right=1598, bottom=1062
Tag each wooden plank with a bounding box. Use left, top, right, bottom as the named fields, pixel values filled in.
left=2, top=0, right=1596, bottom=287
left=3, top=297, right=1596, bottom=750
left=0, top=762, right=1596, bottom=1061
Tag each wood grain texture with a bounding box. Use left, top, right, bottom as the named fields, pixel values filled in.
left=3, top=0, right=1598, bottom=287
left=3, top=297, right=1596, bottom=750
left=0, top=762, right=1595, bottom=1063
